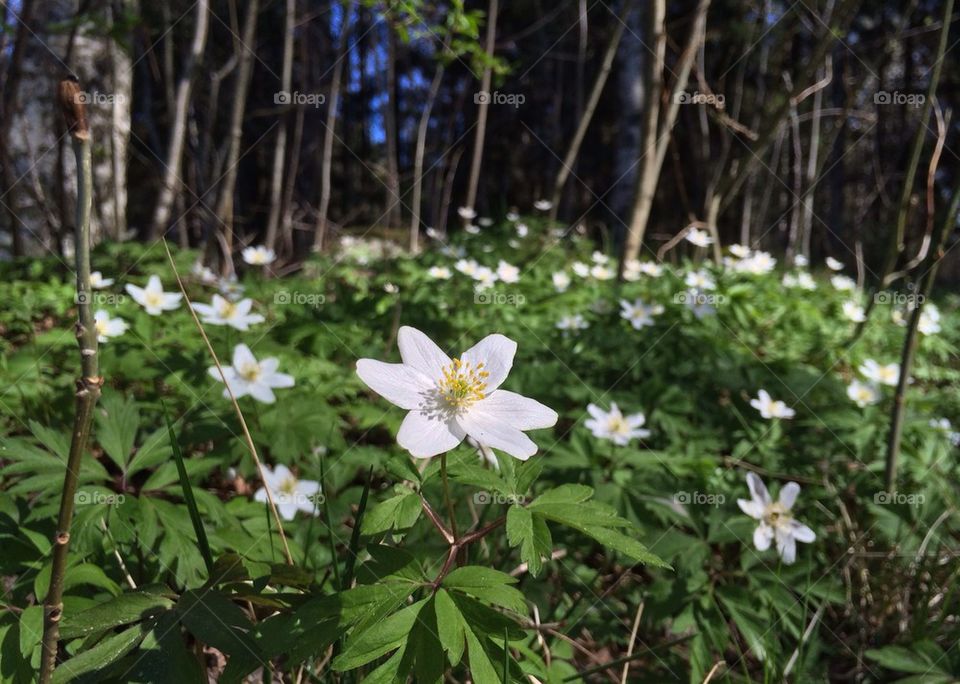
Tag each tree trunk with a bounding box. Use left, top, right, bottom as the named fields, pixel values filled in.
left=313, top=2, right=354, bottom=251
left=383, top=25, right=401, bottom=228
left=463, top=0, right=499, bottom=221
left=213, top=0, right=259, bottom=266
left=265, top=0, right=295, bottom=253
left=149, top=0, right=209, bottom=241
left=409, top=58, right=445, bottom=252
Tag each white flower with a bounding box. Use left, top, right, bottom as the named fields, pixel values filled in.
left=584, top=402, right=650, bottom=446
left=589, top=264, right=615, bottom=280
left=472, top=266, right=498, bottom=291
left=729, top=244, right=751, bottom=258
left=191, top=262, right=218, bottom=285
left=783, top=271, right=816, bottom=290
left=685, top=270, right=716, bottom=290
left=735, top=251, right=776, bottom=275
left=355, top=327, right=558, bottom=460
left=683, top=290, right=716, bottom=318
left=496, top=260, right=520, bottom=284
left=217, top=275, right=245, bottom=300
left=93, top=310, right=128, bottom=342
left=831, top=275, right=856, bottom=291
left=516, top=223, right=529, bottom=238
left=455, top=259, right=479, bottom=277
left=208, top=344, right=295, bottom=403
left=478, top=217, right=494, bottom=227
left=125, top=275, right=182, bottom=315
left=242, top=245, right=276, bottom=266
left=825, top=256, right=844, bottom=271
left=552, top=271, right=570, bottom=293
left=621, top=260, right=642, bottom=282
left=556, top=314, right=588, bottom=332
left=919, top=305, right=941, bottom=335
left=90, top=271, right=114, bottom=289
left=686, top=227, right=713, bottom=247
left=737, top=472, right=815, bottom=565
left=638, top=261, right=664, bottom=277
left=425, top=227, right=441, bottom=240
left=254, top=464, right=321, bottom=520
left=794, top=254, right=809, bottom=267
left=428, top=266, right=452, bottom=280
left=457, top=206, right=477, bottom=220
left=506, top=211, right=519, bottom=222
left=847, top=380, right=880, bottom=407
left=465, top=223, right=481, bottom=235
left=534, top=199, right=553, bottom=211
left=620, top=298, right=663, bottom=330
left=572, top=261, right=590, bottom=278
left=750, top=389, right=795, bottom=419
left=384, top=282, right=400, bottom=294
left=859, top=359, right=900, bottom=387
left=842, top=301, right=866, bottom=323
left=192, top=295, right=264, bottom=331
left=591, top=251, right=609, bottom=265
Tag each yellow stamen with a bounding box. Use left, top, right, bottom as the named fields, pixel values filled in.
left=438, top=357, right=488, bottom=409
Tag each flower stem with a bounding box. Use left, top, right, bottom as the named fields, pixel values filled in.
left=40, top=80, right=101, bottom=683
left=440, top=452, right=459, bottom=540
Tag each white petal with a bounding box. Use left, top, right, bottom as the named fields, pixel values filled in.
left=396, top=410, right=465, bottom=458
left=267, top=464, right=290, bottom=487
left=737, top=498, right=764, bottom=519
left=266, top=371, right=295, bottom=389
left=145, top=275, right=163, bottom=294
left=753, top=524, right=774, bottom=551
left=789, top=520, right=816, bottom=543
left=586, top=403, right=607, bottom=421
left=355, top=359, right=433, bottom=410
left=397, top=326, right=450, bottom=379
left=248, top=383, right=277, bottom=404
left=277, top=500, right=299, bottom=521
left=297, top=479, right=322, bottom=497
left=779, top=482, right=800, bottom=510
left=192, top=303, right=215, bottom=317
left=746, top=472, right=771, bottom=506
left=777, top=530, right=797, bottom=564
left=460, top=334, right=517, bottom=390
left=233, top=344, right=257, bottom=368
left=253, top=487, right=268, bottom=503
left=208, top=365, right=236, bottom=384
left=457, top=409, right=538, bottom=461
left=472, top=390, right=558, bottom=431
left=125, top=284, right=145, bottom=305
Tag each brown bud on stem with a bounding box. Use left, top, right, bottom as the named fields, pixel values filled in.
left=57, top=77, right=90, bottom=140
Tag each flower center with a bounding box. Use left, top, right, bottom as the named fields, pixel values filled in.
left=763, top=502, right=792, bottom=529
left=219, top=301, right=237, bottom=318
left=438, top=358, right=488, bottom=409
left=278, top=477, right=297, bottom=496
left=145, top=292, right=163, bottom=308
left=238, top=362, right=262, bottom=382
left=607, top=415, right=629, bottom=435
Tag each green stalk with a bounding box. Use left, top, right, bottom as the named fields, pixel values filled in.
left=40, top=78, right=100, bottom=683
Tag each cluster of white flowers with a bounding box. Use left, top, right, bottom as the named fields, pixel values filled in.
left=846, top=360, right=899, bottom=408
left=556, top=314, right=589, bottom=332
left=620, top=298, right=664, bottom=330
left=622, top=259, right=664, bottom=281
left=725, top=246, right=777, bottom=275
left=831, top=275, right=857, bottom=291
left=783, top=271, right=817, bottom=290
left=892, top=302, right=941, bottom=335
left=453, top=258, right=521, bottom=291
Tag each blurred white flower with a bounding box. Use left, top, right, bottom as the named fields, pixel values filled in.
left=254, top=464, right=320, bottom=520
left=191, top=262, right=218, bottom=285
left=125, top=275, right=182, bottom=315
left=842, top=301, right=866, bottom=323
left=556, top=314, right=589, bottom=332
left=686, top=227, right=713, bottom=247
left=638, top=262, right=664, bottom=277
left=465, top=223, right=481, bottom=235
left=457, top=206, right=477, bottom=220
left=506, top=211, right=519, bottom=222
left=478, top=217, right=494, bottom=227
left=496, top=260, right=520, bottom=284
left=572, top=261, right=590, bottom=278
left=859, top=359, right=900, bottom=387
left=208, top=344, right=295, bottom=403
left=552, top=271, right=571, bottom=293
left=729, top=244, right=751, bottom=258
left=428, top=266, right=452, bottom=279
left=738, top=472, right=815, bottom=564
left=585, top=402, right=650, bottom=446
left=592, top=251, right=609, bottom=265
left=735, top=251, right=776, bottom=275
left=794, top=254, right=809, bottom=267
left=620, top=298, right=664, bottom=330
left=534, top=199, right=553, bottom=211
left=684, top=289, right=716, bottom=318
left=242, top=245, right=276, bottom=266
left=94, top=310, right=128, bottom=342
left=590, top=264, right=615, bottom=280
left=384, top=282, right=400, bottom=294
left=515, top=223, right=529, bottom=238
left=192, top=295, right=264, bottom=331
left=355, top=327, right=558, bottom=460
left=783, top=271, right=816, bottom=290
left=455, top=259, right=480, bottom=277
left=846, top=380, right=880, bottom=407
left=929, top=418, right=960, bottom=446
left=919, top=304, right=941, bottom=335
left=750, top=389, right=795, bottom=419
left=90, top=271, right=114, bottom=289
left=826, top=256, right=844, bottom=271
left=831, top=275, right=856, bottom=291
left=473, top=267, right=498, bottom=291
left=685, top=270, right=716, bottom=290
left=217, top=275, right=245, bottom=301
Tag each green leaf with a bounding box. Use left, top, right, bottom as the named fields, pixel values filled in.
left=51, top=624, right=145, bottom=683
left=865, top=645, right=949, bottom=675
left=163, top=406, right=213, bottom=575
left=176, top=590, right=262, bottom=678
left=361, top=486, right=421, bottom=536
left=443, top=566, right=527, bottom=614
left=60, top=591, right=174, bottom=639
left=435, top=589, right=466, bottom=665
left=96, top=392, right=139, bottom=469
left=506, top=505, right=551, bottom=577
left=333, top=598, right=428, bottom=671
